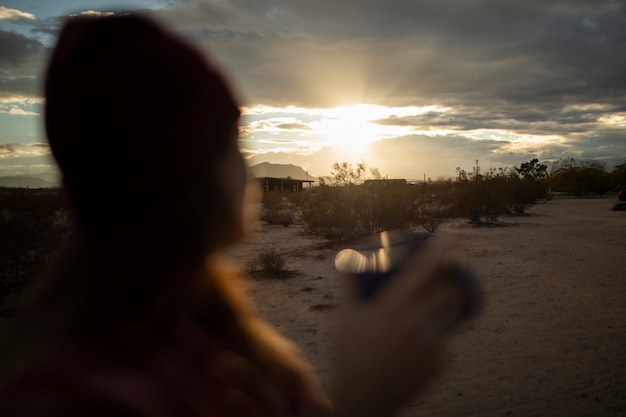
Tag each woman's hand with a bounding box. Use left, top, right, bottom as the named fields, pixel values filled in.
left=331, top=237, right=468, bottom=417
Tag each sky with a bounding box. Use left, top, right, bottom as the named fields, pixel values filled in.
left=1, top=0, right=625, bottom=183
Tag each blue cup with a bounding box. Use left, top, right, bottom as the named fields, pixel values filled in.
left=335, top=231, right=481, bottom=320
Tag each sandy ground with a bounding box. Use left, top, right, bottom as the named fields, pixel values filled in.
left=1, top=196, right=624, bottom=416
left=222, top=196, right=626, bottom=417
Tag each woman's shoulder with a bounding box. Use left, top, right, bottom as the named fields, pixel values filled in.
left=0, top=350, right=196, bottom=417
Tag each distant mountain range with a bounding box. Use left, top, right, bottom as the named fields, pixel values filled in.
left=0, top=175, right=57, bottom=188
left=248, top=162, right=318, bottom=184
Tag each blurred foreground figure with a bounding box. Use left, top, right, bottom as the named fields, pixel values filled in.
left=0, top=14, right=473, bottom=417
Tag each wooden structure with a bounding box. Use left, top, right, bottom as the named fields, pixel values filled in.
left=363, top=179, right=408, bottom=186
left=258, top=177, right=314, bottom=193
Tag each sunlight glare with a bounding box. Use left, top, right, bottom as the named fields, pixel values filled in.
left=316, top=104, right=385, bottom=151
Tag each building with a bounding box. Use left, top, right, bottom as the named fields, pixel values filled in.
left=363, top=179, right=408, bottom=186
left=258, top=177, right=315, bottom=193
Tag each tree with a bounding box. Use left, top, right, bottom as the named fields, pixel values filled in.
left=510, top=159, right=550, bottom=213
left=452, top=165, right=511, bottom=222
left=515, top=158, right=548, bottom=180
left=369, top=167, right=382, bottom=180
left=609, top=160, right=626, bottom=187
left=451, top=159, right=551, bottom=221
left=549, top=159, right=610, bottom=197
left=329, top=162, right=356, bottom=186
left=329, top=160, right=378, bottom=186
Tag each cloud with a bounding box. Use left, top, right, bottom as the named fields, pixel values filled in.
left=0, top=30, right=45, bottom=67
left=0, top=142, right=50, bottom=158
left=0, top=7, right=35, bottom=21
left=70, top=11, right=116, bottom=17
left=275, top=123, right=311, bottom=130
left=0, top=143, right=18, bottom=156
left=3, top=106, right=39, bottom=116
left=157, top=1, right=624, bottom=177
left=1, top=1, right=624, bottom=179
left=0, top=28, right=47, bottom=103
left=152, top=1, right=626, bottom=112
left=27, top=142, right=50, bottom=150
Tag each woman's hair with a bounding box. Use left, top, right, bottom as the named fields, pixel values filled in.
left=45, top=13, right=241, bottom=237
left=26, top=11, right=251, bottom=344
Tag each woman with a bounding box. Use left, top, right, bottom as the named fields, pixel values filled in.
left=0, top=14, right=471, bottom=417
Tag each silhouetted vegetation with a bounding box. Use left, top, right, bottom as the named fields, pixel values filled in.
left=548, top=159, right=611, bottom=197
left=246, top=249, right=293, bottom=278
left=260, top=192, right=296, bottom=227
left=296, top=183, right=417, bottom=243
left=413, top=181, right=454, bottom=232
left=0, top=188, right=73, bottom=308
left=319, top=160, right=381, bottom=186
left=609, top=160, right=626, bottom=188
left=3, top=157, right=621, bottom=301
left=452, top=160, right=550, bottom=222
left=296, top=159, right=554, bottom=242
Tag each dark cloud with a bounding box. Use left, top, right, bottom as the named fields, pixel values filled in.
left=371, top=103, right=617, bottom=136
left=0, top=76, right=41, bottom=100
left=27, top=142, right=50, bottom=148
left=155, top=0, right=626, bottom=116
left=0, top=26, right=48, bottom=101
left=0, top=29, right=44, bottom=66
left=29, top=16, right=64, bottom=40
left=275, top=123, right=311, bottom=130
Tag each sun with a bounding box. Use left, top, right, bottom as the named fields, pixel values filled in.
left=317, top=104, right=388, bottom=151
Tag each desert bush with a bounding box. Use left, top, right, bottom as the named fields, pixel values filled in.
left=451, top=161, right=551, bottom=222
left=510, top=158, right=551, bottom=212
left=297, top=183, right=417, bottom=243
left=412, top=182, right=454, bottom=232
left=452, top=167, right=510, bottom=222
left=261, top=192, right=296, bottom=227
left=0, top=188, right=73, bottom=307
left=246, top=249, right=291, bottom=277
left=548, top=159, right=610, bottom=197
left=609, top=160, right=626, bottom=187
left=296, top=186, right=366, bottom=242
left=508, top=176, right=550, bottom=214
left=415, top=200, right=447, bottom=232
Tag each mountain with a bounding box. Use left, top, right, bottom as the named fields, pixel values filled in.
left=0, top=175, right=56, bottom=188
left=248, top=162, right=318, bottom=184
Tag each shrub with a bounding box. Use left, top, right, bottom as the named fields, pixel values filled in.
left=416, top=202, right=447, bottom=233
left=609, top=160, right=626, bottom=187
left=452, top=167, right=510, bottom=223
left=247, top=249, right=291, bottom=277
left=261, top=192, right=296, bottom=227
left=548, top=159, right=610, bottom=197
left=0, top=188, right=73, bottom=307
left=508, top=177, right=550, bottom=214
left=413, top=182, right=454, bottom=232
left=451, top=162, right=550, bottom=222
left=296, top=183, right=417, bottom=243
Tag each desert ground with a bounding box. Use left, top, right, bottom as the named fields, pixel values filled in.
left=222, top=195, right=626, bottom=416
left=0, top=196, right=623, bottom=416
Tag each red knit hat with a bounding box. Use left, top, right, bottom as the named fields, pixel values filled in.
left=45, top=14, right=240, bottom=234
